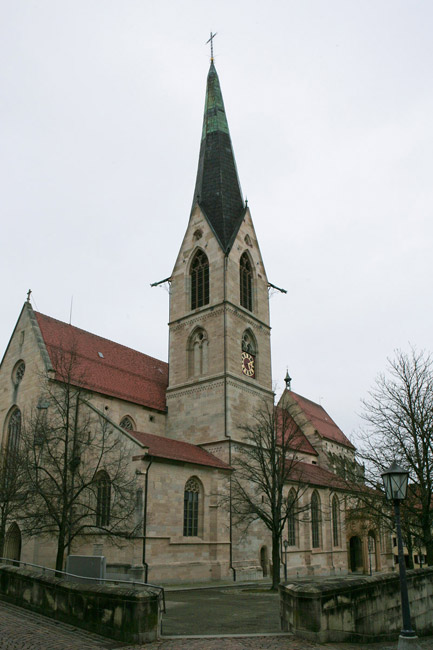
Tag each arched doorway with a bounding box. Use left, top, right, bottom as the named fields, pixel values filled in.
left=349, top=536, right=363, bottom=572
left=260, top=546, right=268, bottom=577
left=4, top=523, right=21, bottom=565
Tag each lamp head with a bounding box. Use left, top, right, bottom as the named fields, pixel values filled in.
left=381, top=461, right=409, bottom=501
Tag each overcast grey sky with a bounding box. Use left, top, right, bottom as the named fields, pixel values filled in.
left=1, top=1, right=432, bottom=442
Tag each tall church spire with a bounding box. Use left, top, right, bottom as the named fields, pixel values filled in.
left=192, top=62, right=245, bottom=252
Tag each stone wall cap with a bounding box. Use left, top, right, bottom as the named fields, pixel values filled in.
left=0, top=566, right=157, bottom=600
left=280, top=568, right=433, bottom=598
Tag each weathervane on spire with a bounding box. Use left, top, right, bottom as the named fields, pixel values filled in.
left=206, top=32, right=217, bottom=62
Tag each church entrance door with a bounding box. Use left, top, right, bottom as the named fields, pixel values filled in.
left=260, top=546, right=268, bottom=577
left=349, top=536, right=363, bottom=572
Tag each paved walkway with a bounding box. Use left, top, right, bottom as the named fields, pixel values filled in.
left=162, top=587, right=280, bottom=635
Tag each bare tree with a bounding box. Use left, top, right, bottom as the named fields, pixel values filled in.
left=20, top=347, right=138, bottom=572
left=230, top=401, right=308, bottom=590
left=359, top=347, right=433, bottom=566
left=0, top=445, right=27, bottom=558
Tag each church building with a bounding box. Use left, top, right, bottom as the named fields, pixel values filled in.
left=0, top=61, right=391, bottom=582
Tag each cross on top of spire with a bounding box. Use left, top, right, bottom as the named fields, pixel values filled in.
left=206, top=32, right=217, bottom=62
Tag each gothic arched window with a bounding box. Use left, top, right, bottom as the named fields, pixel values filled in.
left=7, top=408, right=21, bottom=456
left=287, top=489, right=297, bottom=546
left=4, top=522, right=21, bottom=563
left=241, top=330, right=256, bottom=379
left=332, top=494, right=340, bottom=546
left=311, top=491, right=321, bottom=548
left=240, top=252, right=253, bottom=312
left=188, top=328, right=209, bottom=377
left=95, top=471, right=111, bottom=528
left=120, top=416, right=134, bottom=431
left=183, top=477, right=201, bottom=536
left=190, top=250, right=209, bottom=310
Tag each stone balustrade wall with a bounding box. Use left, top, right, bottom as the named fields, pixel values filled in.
left=0, top=565, right=160, bottom=644
left=280, top=568, right=433, bottom=643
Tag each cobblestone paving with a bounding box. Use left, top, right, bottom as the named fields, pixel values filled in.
left=0, top=600, right=114, bottom=649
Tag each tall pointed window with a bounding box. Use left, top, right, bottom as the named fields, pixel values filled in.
left=183, top=477, right=200, bottom=536
left=95, top=471, right=111, bottom=528
left=287, top=489, right=297, bottom=546
left=190, top=250, right=209, bottom=310
left=332, top=495, right=340, bottom=546
left=188, top=328, right=209, bottom=377
left=311, top=491, right=321, bottom=548
left=240, top=252, right=253, bottom=311
left=7, top=408, right=21, bottom=456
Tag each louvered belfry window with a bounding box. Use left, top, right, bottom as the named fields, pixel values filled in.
left=183, top=477, right=200, bottom=536
left=240, top=252, right=253, bottom=311
left=191, top=250, right=209, bottom=310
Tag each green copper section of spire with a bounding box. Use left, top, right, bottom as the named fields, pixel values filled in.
left=201, top=62, right=229, bottom=140
left=192, top=61, right=244, bottom=251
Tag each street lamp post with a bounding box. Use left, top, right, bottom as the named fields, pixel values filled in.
left=381, top=461, right=420, bottom=649
left=368, top=535, right=373, bottom=576
left=283, top=540, right=288, bottom=583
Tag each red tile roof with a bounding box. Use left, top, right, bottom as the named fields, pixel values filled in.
left=35, top=312, right=168, bottom=411
left=130, top=431, right=231, bottom=470
left=275, top=407, right=318, bottom=456
left=289, top=391, right=355, bottom=450
left=289, top=461, right=348, bottom=490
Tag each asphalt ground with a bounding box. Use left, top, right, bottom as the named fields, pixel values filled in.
left=162, top=586, right=280, bottom=635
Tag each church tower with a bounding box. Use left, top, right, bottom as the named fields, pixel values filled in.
left=166, top=62, right=273, bottom=462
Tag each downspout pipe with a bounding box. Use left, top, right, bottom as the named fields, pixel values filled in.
left=224, top=250, right=236, bottom=582
left=142, top=458, right=153, bottom=583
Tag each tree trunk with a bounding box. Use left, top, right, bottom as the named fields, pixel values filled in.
left=0, top=522, right=5, bottom=558
left=426, top=540, right=433, bottom=567
left=55, top=528, right=66, bottom=573
left=271, top=533, right=280, bottom=590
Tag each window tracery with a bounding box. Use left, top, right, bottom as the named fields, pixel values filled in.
left=188, top=328, right=209, bottom=377
left=311, top=491, right=321, bottom=548
left=120, top=416, right=134, bottom=431
left=95, top=471, right=111, bottom=527
left=183, top=477, right=200, bottom=536
left=332, top=495, right=340, bottom=546
left=240, top=252, right=253, bottom=311
left=12, top=361, right=25, bottom=385
left=7, top=408, right=21, bottom=456
left=190, top=250, right=209, bottom=310
left=287, top=489, right=297, bottom=546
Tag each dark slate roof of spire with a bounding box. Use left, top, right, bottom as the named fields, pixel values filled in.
left=192, top=62, right=245, bottom=251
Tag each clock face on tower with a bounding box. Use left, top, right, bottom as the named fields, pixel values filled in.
left=241, top=352, right=255, bottom=378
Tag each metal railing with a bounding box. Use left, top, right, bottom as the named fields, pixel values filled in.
left=0, top=557, right=165, bottom=613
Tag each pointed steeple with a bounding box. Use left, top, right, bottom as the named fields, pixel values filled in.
left=192, top=63, right=245, bottom=251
